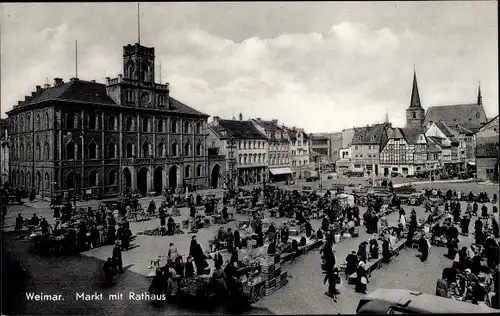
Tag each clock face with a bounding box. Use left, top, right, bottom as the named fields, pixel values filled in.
left=141, top=92, right=151, bottom=105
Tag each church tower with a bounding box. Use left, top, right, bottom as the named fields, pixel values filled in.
left=477, top=82, right=482, bottom=106
left=123, top=43, right=155, bottom=83
left=406, top=69, right=425, bottom=129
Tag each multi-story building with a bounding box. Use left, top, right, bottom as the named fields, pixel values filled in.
left=0, top=119, right=9, bottom=186
left=285, top=126, right=312, bottom=179
left=351, top=124, right=388, bottom=176
left=251, top=118, right=292, bottom=181
left=6, top=41, right=209, bottom=199
left=208, top=115, right=268, bottom=187
left=341, top=128, right=356, bottom=149
left=310, top=133, right=335, bottom=171
left=425, top=121, right=469, bottom=173
left=475, top=115, right=499, bottom=181
left=336, top=148, right=352, bottom=175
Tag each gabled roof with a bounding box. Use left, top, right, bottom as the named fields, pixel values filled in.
left=7, top=79, right=208, bottom=117
left=477, top=115, right=499, bottom=133
left=351, top=124, right=387, bottom=145
left=386, top=127, right=405, bottom=139
left=285, top=128, right=297, bottom=141
left=402, top=127, right=424, bottom=145
left=218, top=119, right=267, bottom=140
left=252, top=119, right=283, bottom=133
left=434, top=121, right=456, bottom=139
left=476, top=142, right=499, bottom=158
left=424, top=103, right=487, bottom=132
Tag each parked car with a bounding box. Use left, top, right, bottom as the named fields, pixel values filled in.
left=391, top=172, right=403, bottom=178
left=408, top=192, right=424, bottom=206
left=356, top=289, right=497, bottom=314
left=302, top=186, right=314, bottom=194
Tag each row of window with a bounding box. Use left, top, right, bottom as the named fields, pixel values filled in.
left=354, top=154, right=379, bottom=158
left=238, top=153, right=266, bottom=165
left=291, top=149, right=308, bottom=156
left=269, top=144, right=288, bottom=152
left=82, top=114, right=204, bottom=134
left=63, top=141, right=204, bottom=160
left=291, top=160, right=309, bottom=166
left=239, top=140, right=266, bottom=150
left=353, top=145, right=379, bottom=150
left=270, top=158, right=289, bottom=165
left=11, top=112, right=51, bottom=133
left=11, top=142, right=50, bottom=160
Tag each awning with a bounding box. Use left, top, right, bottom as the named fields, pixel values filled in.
left=269, top=167, right=292, bottom=175
left=467, top=162, right=476, bottom=166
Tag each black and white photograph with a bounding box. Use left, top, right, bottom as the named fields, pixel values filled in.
left=1, top=1, right=499, bottom=315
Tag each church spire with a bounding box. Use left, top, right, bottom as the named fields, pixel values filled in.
left=384, top=108, right=390, bottom=124
left=477, top=81, right=482, bottom=105
left=409, top=67, right=422, bottom=109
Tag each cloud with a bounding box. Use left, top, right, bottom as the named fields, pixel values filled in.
left=1, top=6, right=498, bottom=134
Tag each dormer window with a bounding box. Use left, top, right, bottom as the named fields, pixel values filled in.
left=476, top=113, right=480, bottom=119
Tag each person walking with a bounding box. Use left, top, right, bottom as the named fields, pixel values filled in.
left=418, top=235, right=430, bottom=262
left=112, top=242, right=123, bottom=274
left=355, top=261, right=368, bottom=294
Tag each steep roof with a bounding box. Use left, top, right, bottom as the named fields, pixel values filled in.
left=285, top=128, right=297, bottom=141
left=253, top=120, right=283, bottom=133
left=402, top=127, right=424, bottom=145
left=424, top=103, right=487, bottom=132
left=434, top=121, right=456, bottom=139
left=476, top=142, right=498, bottom=158
left=386, top=127, right=405, bottom=139
left=477, top=115, right=499, bottom=133
left=351, top=124, right=387, bottom=145
left=409, top=70, right=423, bottom=109
left=218, top=119, right=267, bottom=140
left=8, top=79, right=208, bottom=117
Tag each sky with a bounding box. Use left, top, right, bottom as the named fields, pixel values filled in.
left=0, top=2, right=498, bottom=133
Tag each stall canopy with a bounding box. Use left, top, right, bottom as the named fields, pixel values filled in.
left=467, top=162, right=476, bottom=166
left=269, top=167, right=292, bottom=175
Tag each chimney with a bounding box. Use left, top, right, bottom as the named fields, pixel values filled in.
left=239, top=113, right=243, bottom=121
left=18, top=101, right=22, bottom=105
left=257, top=118, right=261, bottom=121
left=25, top=96, right=30, bottom=101
left=106, top=77, right=110, bottom=84
left=44, top=84, right=51, bottom=89
left=53, top=78, right=63, bottom=86
left=91, top=80, right=96, bottom=83
left=31, top=92, right=36, bottom=97
left=36, top=85, right=42, bottom=93
left=271, top=119, right=278, bottom=124
left=213, top=116, right=220, bottom=126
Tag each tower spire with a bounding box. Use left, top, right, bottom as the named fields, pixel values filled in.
left=409, top=67, right=422, bottom=109
left=477, top=81, right=482, bottom=105
left=137, top=3, right=141, bottom=45
left=75, top=40, right=78, bottom=79
left=384, top=107, right=389, bottom=124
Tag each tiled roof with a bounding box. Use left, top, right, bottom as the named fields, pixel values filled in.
left=434, top=121, right=457, bottom=140
left=476, top=142, right=499, bottom=158
left=402, top=127, right=424, bottom=145
left=218, top=119, right=267, bottom=140
left=351, top=124, right=387, bottom=145
left=387, top=127, right=405, bottom=139
left=9, top=79, right=208, bottom=117
left=424, top=103, right=487, bottom=131
left=253, top=120, right=283, bottom=133
left=427, top=141, right=442, bottom=153
left=285, top=128, right=297, bottom=141
left=477, top=115, right=499, bottom=133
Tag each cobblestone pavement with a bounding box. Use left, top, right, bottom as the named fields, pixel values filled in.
left=3, top=180, right=498, bottom=315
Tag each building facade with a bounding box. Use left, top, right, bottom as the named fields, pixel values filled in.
left=208, top=116, right=268, bottom=187
left=475, top=116, right=499, bottom=181
left=0, top=119, right=9, bottom=186
left=6, top=42, right=210, bottom=199
left=351, top=124, right=388, bottom=176
left=251, top=119, right=292, bottom=181
left=285, top=126, right=312, bottom=179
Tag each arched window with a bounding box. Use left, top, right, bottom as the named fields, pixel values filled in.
left=126, top=143, right=135, bottom=158
left=127, top=61, right=135, bottom=78
left=36, top=142, right=41, bottom=160
left=109, top=170, right=117, bottom=185
left=66, top=142, right=75, bottom=159
left=20, top=117, right=24, bottom=132
left=142, top=118, right=149, bottom=133
left=157, top=119, right=164, bottom=132
left=196, top=122, right=202, bottom=134
left=88, top=141, right=98, bottom=159
left=66, top=113, right=74, bottom=129
left=45, top=112, right=50, bottom=129
left=254, top=154, right=257, bottom=163
left=196, top=142, right=203, bottom=156
left=185, top=165, right=191, bottom=178
left=26, top=144, right=31, bottom=159
left=183, top=121, right=190, bottom=134
left=107, top=142, right=116, bottom=158
left=184, top=142, right=191, bottom=156
left=126, top=116, right=134, bottom=131
left=26, top=114, right=31, bottom=130
left=171, top=143, right=179, bottom=157
left=239, top=154, right=242, bottom=164
left=20, top=171, right=24, bottom=186
left=20, top=145, right=24, bottom=160
left=157, top=143, right=165, bottom=157
left=196, top=164, right=202, bottom=177
left=89, top=170, right=98, bottom=187
left=142, top=141, right=150, bottom=157
left=108, top=115, right=116, bottom=130
left=412, top=112, right=416, bottom=119
left=44, top=173, right=50, bottom=191
left=44, top=142, right=49, bottom=160
left=171, top=120, right=178, bottom=133
left=88, top=113, right=97, bottom=130
left=36, top=113, right=41, bottom=130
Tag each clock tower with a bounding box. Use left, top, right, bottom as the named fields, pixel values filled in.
left=106, top=43, right=170, bottom=109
